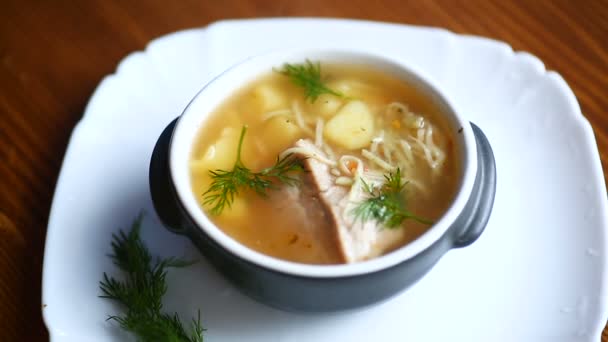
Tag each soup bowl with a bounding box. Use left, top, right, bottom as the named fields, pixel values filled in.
left=149, top=49, right=496, bottom=312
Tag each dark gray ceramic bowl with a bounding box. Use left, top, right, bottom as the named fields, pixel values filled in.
left=149, top=49, right=496, bottom=312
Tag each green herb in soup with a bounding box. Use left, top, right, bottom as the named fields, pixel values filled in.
left=190, top=60, right=459, bottom=264
left=352, top=168, right=432, bottom=228
left=278, top=60, right=344, bottom=103
left=203, top=125, right=305, bottom=216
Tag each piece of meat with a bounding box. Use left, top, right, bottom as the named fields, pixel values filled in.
left=271, top=181, right=344, bottom=264
left=292, top=139, right=406, bottom=263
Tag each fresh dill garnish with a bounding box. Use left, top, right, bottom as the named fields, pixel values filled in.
left=278, top=59, right=344, bottom=102
left=352, top=169, right=432, bottom=228
left=202, top=125, right=304, bottom=215
left=99, top=213, right=205, bottom=342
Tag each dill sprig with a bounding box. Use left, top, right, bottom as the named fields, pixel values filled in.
left=202, top=126, right=304, bottom=215
left=352, top=169, right=432, bottom=228
left=99, top=213, right=205, bottom=342
left=278, top=60, right=343, bottom=102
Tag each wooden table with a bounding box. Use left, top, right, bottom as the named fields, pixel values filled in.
left=1, top=0, right=606, bottom=340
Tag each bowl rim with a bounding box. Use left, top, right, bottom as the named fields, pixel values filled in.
left=169, top=48, right=478, bottom=278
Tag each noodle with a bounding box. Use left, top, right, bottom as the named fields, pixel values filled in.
left=412, top=136, right=436, bottom=169
left=335, top=176, right=354, bottom=186
left=261, top=109, right=292, bottom=121
left=315, top=118, right=324, bottom=148
left=361, top=149, right=395, bottom=172
left=398, top=139, right=415, bottom=166
left=292, top=100, right=315, bottom=137
left=370, top=131, right=384, bottom=154
left=425, top=125, right=446, bottom=168
left=322, top=144, right=337, bottom=161
left=338, top=155, right=364, bottom=176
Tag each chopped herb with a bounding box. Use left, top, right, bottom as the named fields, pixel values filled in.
left=203, top=126, right=305, bottom=215
left=278, top=60, right=344, bottom=102
left=352, top=169, right=432, bottom=228
left=99, top=213, right=205, bottom=342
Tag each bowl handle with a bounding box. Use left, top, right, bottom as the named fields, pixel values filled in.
left=149, top=118, right=189, bottom=235
left=452, top=123, right=497, bottom=248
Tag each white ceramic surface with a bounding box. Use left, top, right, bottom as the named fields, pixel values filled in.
left=42, top=18, right=608, bottom=342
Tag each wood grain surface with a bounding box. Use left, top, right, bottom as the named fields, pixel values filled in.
left=0, top=0, right=606, bottom=340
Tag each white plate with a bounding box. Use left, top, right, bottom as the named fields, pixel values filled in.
left=42, top=18, right=608, bottom=341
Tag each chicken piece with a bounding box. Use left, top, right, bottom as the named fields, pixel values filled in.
left=291, top=139, right=406, bottom=263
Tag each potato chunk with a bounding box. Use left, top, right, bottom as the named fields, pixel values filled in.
left=262, top=115, right=302, bottom=156
left=326, top=79, right=365, bottom=98
left=324, top=101, right=374, bottom=150
left=305, top=93, right=343, bottom=118
left=195, top=127, right=239, bottom=171
left=252, top=84, right=288, bottom=112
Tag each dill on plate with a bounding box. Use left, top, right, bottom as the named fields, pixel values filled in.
left=99, top=213, right=205, bottom=342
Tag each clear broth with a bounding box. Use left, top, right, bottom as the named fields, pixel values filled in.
left=190, top=64, right=459, bottom=264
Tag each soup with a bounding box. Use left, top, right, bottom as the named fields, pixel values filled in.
left=190, top=61, right=459, bottom=264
